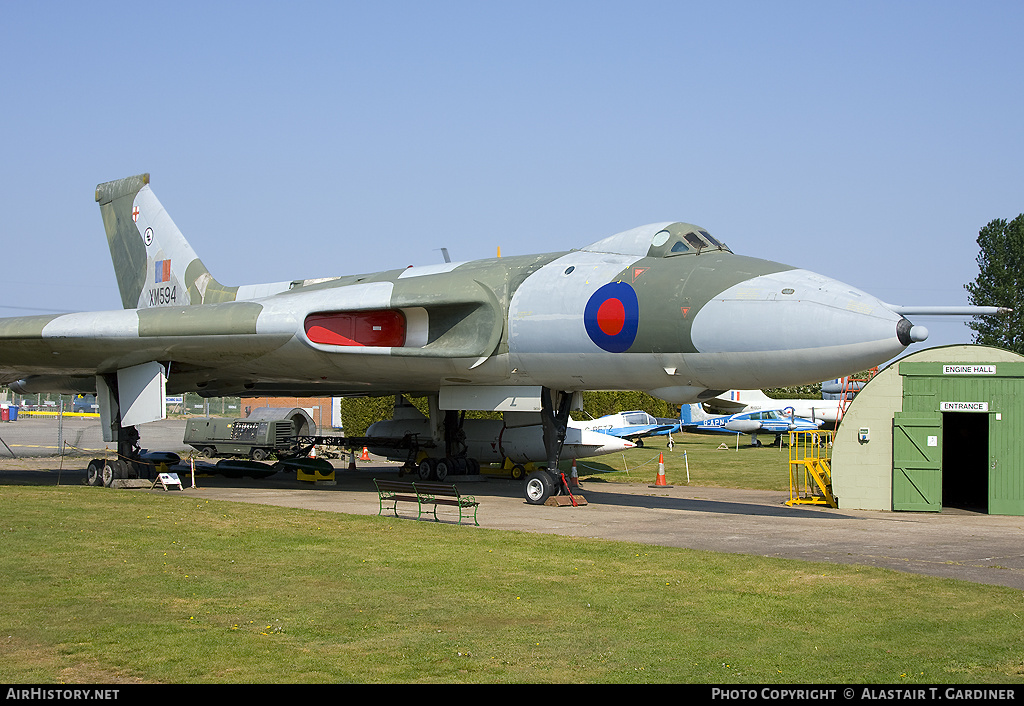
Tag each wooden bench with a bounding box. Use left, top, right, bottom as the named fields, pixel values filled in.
left=374, top=478, right=479, bottom=526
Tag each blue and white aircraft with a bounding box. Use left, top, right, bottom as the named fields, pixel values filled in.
left=703, top=383, right=864, bottom=429
left=573, top=410, right=676, bottom=446
left=679, top=403, right=822, bottom=447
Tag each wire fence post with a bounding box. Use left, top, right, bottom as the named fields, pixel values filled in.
left=57, top=400, right=64, bottom=455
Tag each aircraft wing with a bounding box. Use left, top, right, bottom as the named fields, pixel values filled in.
left=0, top=275, right=510, bottom=398
left=0, top=174, right=530, bottom=399
left=599, top=424, right=677, bottom=441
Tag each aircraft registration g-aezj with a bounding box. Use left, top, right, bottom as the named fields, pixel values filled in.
left=0, top=174, right=1007, bottom=504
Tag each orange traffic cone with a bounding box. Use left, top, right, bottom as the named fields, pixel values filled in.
left=569, top=459, right=580, bottom=488
left=651, top=453, right=673, bottom=488
left=348, top=449, right=357, bottom=471
left=360, top=446, right=370, bottom=461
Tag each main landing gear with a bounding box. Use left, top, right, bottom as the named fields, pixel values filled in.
left=523, top=388, right=574, bottom=505
left=415, top=455, right=481, bottom=482
left=84, top=424, right=178, bottom=487
left=408, top=405, right=482, bottom=482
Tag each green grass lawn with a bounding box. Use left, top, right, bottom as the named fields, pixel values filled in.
left=568, top=431, right=798, bottom=491
left=1, top=480, right=1022, bottom=684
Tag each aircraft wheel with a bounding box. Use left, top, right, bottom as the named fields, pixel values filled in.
left=418, top=458, right=436, bottom=480
left=467, top=458, right=480, bottom=475
left=636, top=438, right=644, bottom=448
left=86, top=460, right=103, bottom=486
left=435, top=458, right=452, bottom=481
left=101, top=460, right=121, bottom=487
left=524, top=471, right=554, bottom=505
left=510, top=464, right=526, bottom=481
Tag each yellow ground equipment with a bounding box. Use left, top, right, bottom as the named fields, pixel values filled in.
left=787, top=430, right=836, bottom=507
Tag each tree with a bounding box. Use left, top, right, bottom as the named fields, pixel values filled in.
left=965, top=215, right=1024, bottom=354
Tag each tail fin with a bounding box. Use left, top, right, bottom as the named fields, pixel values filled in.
left=95, top=174, right=238, bottom=309
left=679, top=404, right=693, bottom=424
left=680, top=403, right=713, bottom=424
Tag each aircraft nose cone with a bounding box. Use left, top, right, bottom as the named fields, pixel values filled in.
left=692, top=269, right=905, bottom=351
left=571, top=428, right=635, bottom=455
left=689, top=268, right=911, bottom=384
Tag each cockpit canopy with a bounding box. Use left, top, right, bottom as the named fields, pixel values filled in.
left=620, top=410, right=657, bottom=425
left=744, top=410, right=790, bottom=421
left=582, top=222, right=730, bottom=258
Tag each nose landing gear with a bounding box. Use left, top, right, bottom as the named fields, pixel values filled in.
left=522, top=389, right=585, bottom=506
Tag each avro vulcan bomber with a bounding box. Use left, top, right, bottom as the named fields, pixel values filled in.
left=0, top=175, right=1003, bottom=504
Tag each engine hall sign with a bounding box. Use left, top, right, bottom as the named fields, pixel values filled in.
left=943, top=364, right=997, bottom=375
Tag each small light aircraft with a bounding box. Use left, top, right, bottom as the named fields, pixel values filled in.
left=571, top=410, right=676, bottom=446
left=0, top=174, right=1005, bottom=505
left=679, top=403, right=822, bottom=447
left=703, top=389, right=847, bottom=428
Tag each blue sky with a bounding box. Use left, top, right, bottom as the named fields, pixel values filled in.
left=2, top=1, right=1022, bottom=357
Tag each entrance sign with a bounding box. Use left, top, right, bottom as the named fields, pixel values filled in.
left=940, top=402, right=989, bottom=412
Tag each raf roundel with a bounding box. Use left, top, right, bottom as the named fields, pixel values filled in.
left=584, top=281, right=640, bottom=353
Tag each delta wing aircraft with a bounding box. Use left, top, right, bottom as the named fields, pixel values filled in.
left=0, top=174, right=1005, bottom=504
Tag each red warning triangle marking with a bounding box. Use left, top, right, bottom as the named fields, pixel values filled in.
left=632, top=267, right=648, bottom=282
left=681, top=307, right=690, bottom=318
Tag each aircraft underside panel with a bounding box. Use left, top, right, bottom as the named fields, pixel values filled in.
left=438, top=385, right=544, bottom=412
left=116, top=362, right=167, bottom=428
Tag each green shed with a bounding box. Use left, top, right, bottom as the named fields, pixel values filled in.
left=831, top=345, right=1024, bottom=515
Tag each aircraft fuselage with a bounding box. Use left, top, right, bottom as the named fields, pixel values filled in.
left=1, top=221, right=916, bottom=405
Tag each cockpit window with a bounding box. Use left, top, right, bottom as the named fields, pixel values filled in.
left=628, top=222, right=731, bottom=258
left=622, top=411, right=655, bottom=425
left=683, top=232, right=708, bottom=250
left=699, top=229, right=723, bottom=247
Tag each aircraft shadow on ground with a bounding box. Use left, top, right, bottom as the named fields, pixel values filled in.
left=0, top=464, right=856, bottom=522
left=576, top=485, right=856, bottom=520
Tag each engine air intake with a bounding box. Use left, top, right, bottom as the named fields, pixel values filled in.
left=305, top=310, right=407, bottom=347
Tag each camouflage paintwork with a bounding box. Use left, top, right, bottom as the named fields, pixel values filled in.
left=97, top=174, right=242, bottom=308
left=0, top=174, right=916, bottom=404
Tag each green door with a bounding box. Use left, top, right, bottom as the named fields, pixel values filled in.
left=893, top=413, right=942, bottom=511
